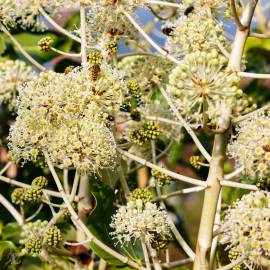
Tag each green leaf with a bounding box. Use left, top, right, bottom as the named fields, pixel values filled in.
left=0, top=241, right=16, bottom=259
left=87, top=182, right=123, bottom=265
left=1, top=222, right=22, bottom=241
left=0, top=36, right=6, bottom=55
left=245, top=37, right=270, bottom=52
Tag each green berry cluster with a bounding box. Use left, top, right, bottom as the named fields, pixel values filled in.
left=38, top=37, right=54, bottom=52
left=23, top=186, right=43, bottom=203
left=32, top=176, right=48, bottom=189
left=88, top=50, right=103, bottom=65
left=256, top=178, right=270, bottom=191
left=130, top=188, right=152, bottom=203
left=189, top=156, right=203, bottom=169
left=25, top=237, right=42, bottom=256
left=151, top=169, right=172, bottom=187
left=62, top=202, right=77, bottom=221
left=127, top=80, right=141, bottom=95
left=228, top=248, right=246, bottom=270
left=44, top=225, right=62, bottom=247
left=11, top=188, right=26, bottom=205
left=151, top=234, right=171, bottom=251
left=130, top=121, right=161, bottom=146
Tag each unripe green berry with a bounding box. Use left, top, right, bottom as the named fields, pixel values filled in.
left=151, top=169, right=172, bottom=187
left=25, top=237, right=42, bottom=256
left=23, top=186, right=42, bottom=203
left=32, top=176, right=48, bottom=189
left=62, top=202, right=77, bottom=221
left=38, top=37, right=54, bottom=52
left=88, top=50, right=103, bottom=65
left=127, top=80, right=141, bottom=95
left=189, top=156, right=203, bottom=170
left=228, top=248, right=246, bottom=270
left=130, top=188, right=152, bottom=203
left=44, top=225, right=62, bottom=247
left=11, top=188, right=26, bottom=205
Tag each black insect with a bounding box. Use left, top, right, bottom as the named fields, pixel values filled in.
left=162, top=27, right=174, bottom=36
left=107, top=115, right=115, bottom=122
left=184, top=6, right=194, bottom=16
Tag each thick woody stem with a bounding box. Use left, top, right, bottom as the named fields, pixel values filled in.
left=193, top=2, right=258, bottom=269
left=193, top=133, right=229, bottom=270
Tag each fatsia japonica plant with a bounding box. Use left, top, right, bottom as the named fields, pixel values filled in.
left=0, top=0, right=270, bottom=269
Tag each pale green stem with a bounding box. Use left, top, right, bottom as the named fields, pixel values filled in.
left=0, top=23, right=46, bottom=71
left=216, top=255, right=245, bottom=270
left=63, top=169, right=70, bottom=195
left=193, top=2, right=258, bottom=269
left=69, top=169, right=80, bottom=202
left=43, top=152, right=144, bottom=270
left=159, top=87, right=211, bottom=162
left=119, top=149, right=206, bottom=187
left=153, top=186, right=205, bottom=202
left=151, top=141, right=195, bottom=260
left=39, top=7, right=82, bottom=43
left=0, top=193, right=23, bottom=225
left=193, top=133, right=229, bottom=270
left=80, top=4, right=88, bottom=66
left=141, top=237, right=152, bottom=270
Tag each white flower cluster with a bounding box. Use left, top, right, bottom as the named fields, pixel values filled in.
left=87, top=0, right=146, bottom=46
left=166, top=13, right=227, bottom=58
left=1, top=0, right=76, bottom=30
left=228, top=112, right=270, bottom=180
left=9, top=67, right=122, bottom=172
left=110, top=200, right=171, bottom=246
left=0, top=60, right=35, bottom=111
left=167, top=50, right=242, bottom=127
left=118, top=55, right=174, bottom=91
left=181, top=0, right=227, bottom=12
left=220, top=191, right=270, bottom=267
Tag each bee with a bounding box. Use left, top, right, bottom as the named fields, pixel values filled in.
left=263, top=144, right=270, bottom=152
left=184, top=6, right=194, bottom=16
left=89, top=65, right=101, bottom=81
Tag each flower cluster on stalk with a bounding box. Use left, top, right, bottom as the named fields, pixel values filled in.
left=87, top=0, right=146, bottom=47
left=220, top=191, right=270, bottom=267
left=8, top=66, right=123, bottom=172
left=110, top=200, right=171, bottom=246
left=0, top=60, right=35, bottom=111
left=1, top=0, right=77, bottom=30
left=228, top=112, right=270, bottom=180
left=167, top=50, right=243, bottom=127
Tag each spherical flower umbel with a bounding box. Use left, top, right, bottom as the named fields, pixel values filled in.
left=166, top=12, right=227, bottom=57
left=228, top=112, right=270, bottom=180
left=220, top=191, right=270, bottom=267
left=0, top=60, right=35, bottom=111
left=6, top=0, right=77, bottom=30
left=167, top=50, right=243, bottom=127
left=87, top=0, right=146, bottom=46
left=8, top=69, right=119, bottom=172
left=110, top=200, right=171, bottom=246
